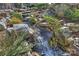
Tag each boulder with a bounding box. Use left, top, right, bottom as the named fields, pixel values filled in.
left=13, top=24, right=29, bottom=31
left=7, top=24, right=35, bottom=34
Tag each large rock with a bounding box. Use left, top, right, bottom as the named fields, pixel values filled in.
left=7, top=24, right=35, bottom=34
left=13, top=24, right=29, bottom=30
left=7, top=24, right=29, bottom=32
left=0, top=17, right=7, bottom=30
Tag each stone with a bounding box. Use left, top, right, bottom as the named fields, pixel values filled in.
left=6, top=27, right=14, bottom=32
left=60, top=26, right=71, bottom=38
left=7, top=24, right=35, bottom=35
left=67, top=37, right=74, bottom=43
left=0, top=17, right=7, bottom=23
left=31, top=51, right=40, bottom=56
left=62, top=53, right=70, bottom=56
left=13, top=24, right=29, bottom=31
left=0, top=23, right=5, bottom=31
left=0, top=22, right=6, bottom=28
left=74, top=37, right=79, bottom=46
left=44, top=9, right=55, bottom=16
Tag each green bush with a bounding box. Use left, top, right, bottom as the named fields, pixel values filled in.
left=30, top=15, right=37, bottom=25
left=71, top=9, right=79, bottom=21
left=30, top=4, right=48, bottom=10
left=10, top=12, right=23, bottom=20
left=64, top=8, right=79, bottom=21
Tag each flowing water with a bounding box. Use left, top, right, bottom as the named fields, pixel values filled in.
left=22, top=16, right=71, bottom=56
left=33, top=27, right=66, bottom=56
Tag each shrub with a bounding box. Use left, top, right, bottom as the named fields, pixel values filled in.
left=64, top=8, right=79, bottom=21
left=9, top=12, right=23, bottom=24
left=30, top=15, right=37, bottom=25
left=10, top=12, right=23, bottom=20
left=9, top=17, right=22, bottom=24
left=43, top=15, right=73, bottom=51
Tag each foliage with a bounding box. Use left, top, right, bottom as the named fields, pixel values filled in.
left=43, top=15, right=72, bottom=51
left=30, top=4, right=48, bottom=10
left=43, top=16, right=61, bottom=32
left=64, top=9, right=73, bottom=18
left=71, top=9, right=79, bottom=21
left=0, top=31, right=33, bottom=56
left=51, top=4, right=79, bottom=21
left=14, top=3, right=22, bottom=8
left=64, top=8, right=79, bottom=21
left=9, top=17, right=22, bottom=24
left=9, top=12, right=23, bottom=24
left=30, top=15, right=37, bottom=25
left=43, top=16, right=61, bottom=46
left=10, top=12, right=23, bottom=20
left=44, top=4, right=68, bottom=17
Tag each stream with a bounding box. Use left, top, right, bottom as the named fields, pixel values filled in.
left=32, top=26, right=69, bottom=56
left=22, top=16, right=70, bottom=56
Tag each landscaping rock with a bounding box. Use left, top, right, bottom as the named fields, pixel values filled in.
left=13, top=24, right=29, bottom=31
